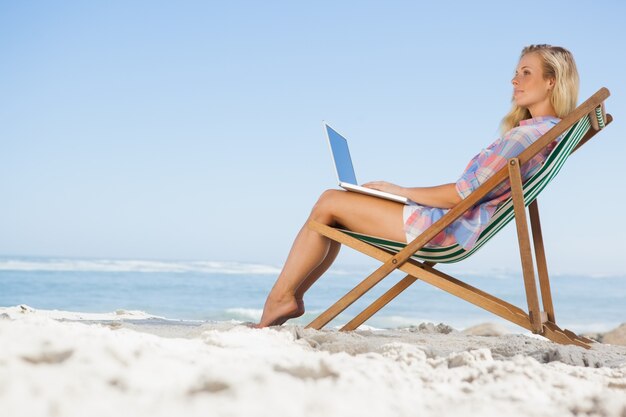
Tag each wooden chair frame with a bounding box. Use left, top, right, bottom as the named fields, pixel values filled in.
left=305, top=88, right=612, bottom=349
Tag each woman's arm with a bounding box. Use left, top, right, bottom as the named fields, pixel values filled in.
left=362, top=181, right=462, bottom=209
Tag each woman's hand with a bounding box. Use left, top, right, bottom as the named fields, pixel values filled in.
left=361, top=181, right=406, bottom=197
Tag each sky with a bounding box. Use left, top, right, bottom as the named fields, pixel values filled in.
left=1, top=1, right=625, bottom=275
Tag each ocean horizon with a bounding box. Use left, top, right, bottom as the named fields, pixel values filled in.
left=1, top=255, right=624, bottom=333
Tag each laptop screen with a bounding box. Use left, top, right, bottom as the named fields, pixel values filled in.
left=326, top=124, right=358, bottom=185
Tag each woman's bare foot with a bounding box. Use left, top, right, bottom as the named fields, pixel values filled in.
left=270, top=298, right=305, bottom=326
left=255, top=292, right=303, bottom=328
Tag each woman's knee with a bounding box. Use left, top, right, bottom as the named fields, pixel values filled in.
left=310, top=189, right=344, bottom=223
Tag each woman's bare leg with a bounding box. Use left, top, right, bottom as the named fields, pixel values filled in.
left=255, top=190, right=406, bottom=328
left=269, top=240, right=341, bottom=326
left=295, top=240, right=341, bottom=300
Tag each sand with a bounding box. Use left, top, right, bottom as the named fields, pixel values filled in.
left=1, top=305, right=625, bottom=417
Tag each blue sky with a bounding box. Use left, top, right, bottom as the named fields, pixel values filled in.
left=1, top=1, right=625, bottom=275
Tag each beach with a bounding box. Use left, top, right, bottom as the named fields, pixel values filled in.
left=3, top=1, right=626, bottom=416
left=1, top=305, right=625, bottom=417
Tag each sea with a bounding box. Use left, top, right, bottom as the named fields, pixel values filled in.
left=1, top=256, right=624, bottom=333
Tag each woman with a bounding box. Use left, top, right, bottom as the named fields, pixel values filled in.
left=255, top=44, right=580, bottom=328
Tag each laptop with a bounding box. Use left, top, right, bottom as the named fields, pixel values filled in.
left=324, top=122, right=409, bottom=204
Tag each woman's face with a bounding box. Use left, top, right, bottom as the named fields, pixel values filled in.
left=511, top=52, right=555, bottom=113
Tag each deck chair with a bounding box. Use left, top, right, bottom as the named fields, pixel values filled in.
left=305, top=87, right=612, bottom=349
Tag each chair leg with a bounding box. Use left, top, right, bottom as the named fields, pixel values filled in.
left=529, top=200, right=556, bottom=323
left=543, top=322, right=593, bottom=349
left=508, top=158, right=543, bottom=333
left=341, top=274, right=418, bottom=331
left=305, top=257, right=400, bottom=330
left=341, top=261, right=436, bottom=331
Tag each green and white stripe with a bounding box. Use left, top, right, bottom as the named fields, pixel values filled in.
left=596, top=106, right=606, bottom=129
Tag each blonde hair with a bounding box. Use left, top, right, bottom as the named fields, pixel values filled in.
left=501, top=44, right=579, bottom=134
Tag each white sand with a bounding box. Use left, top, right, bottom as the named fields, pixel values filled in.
left=1, top=306, right=625, bottom=417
